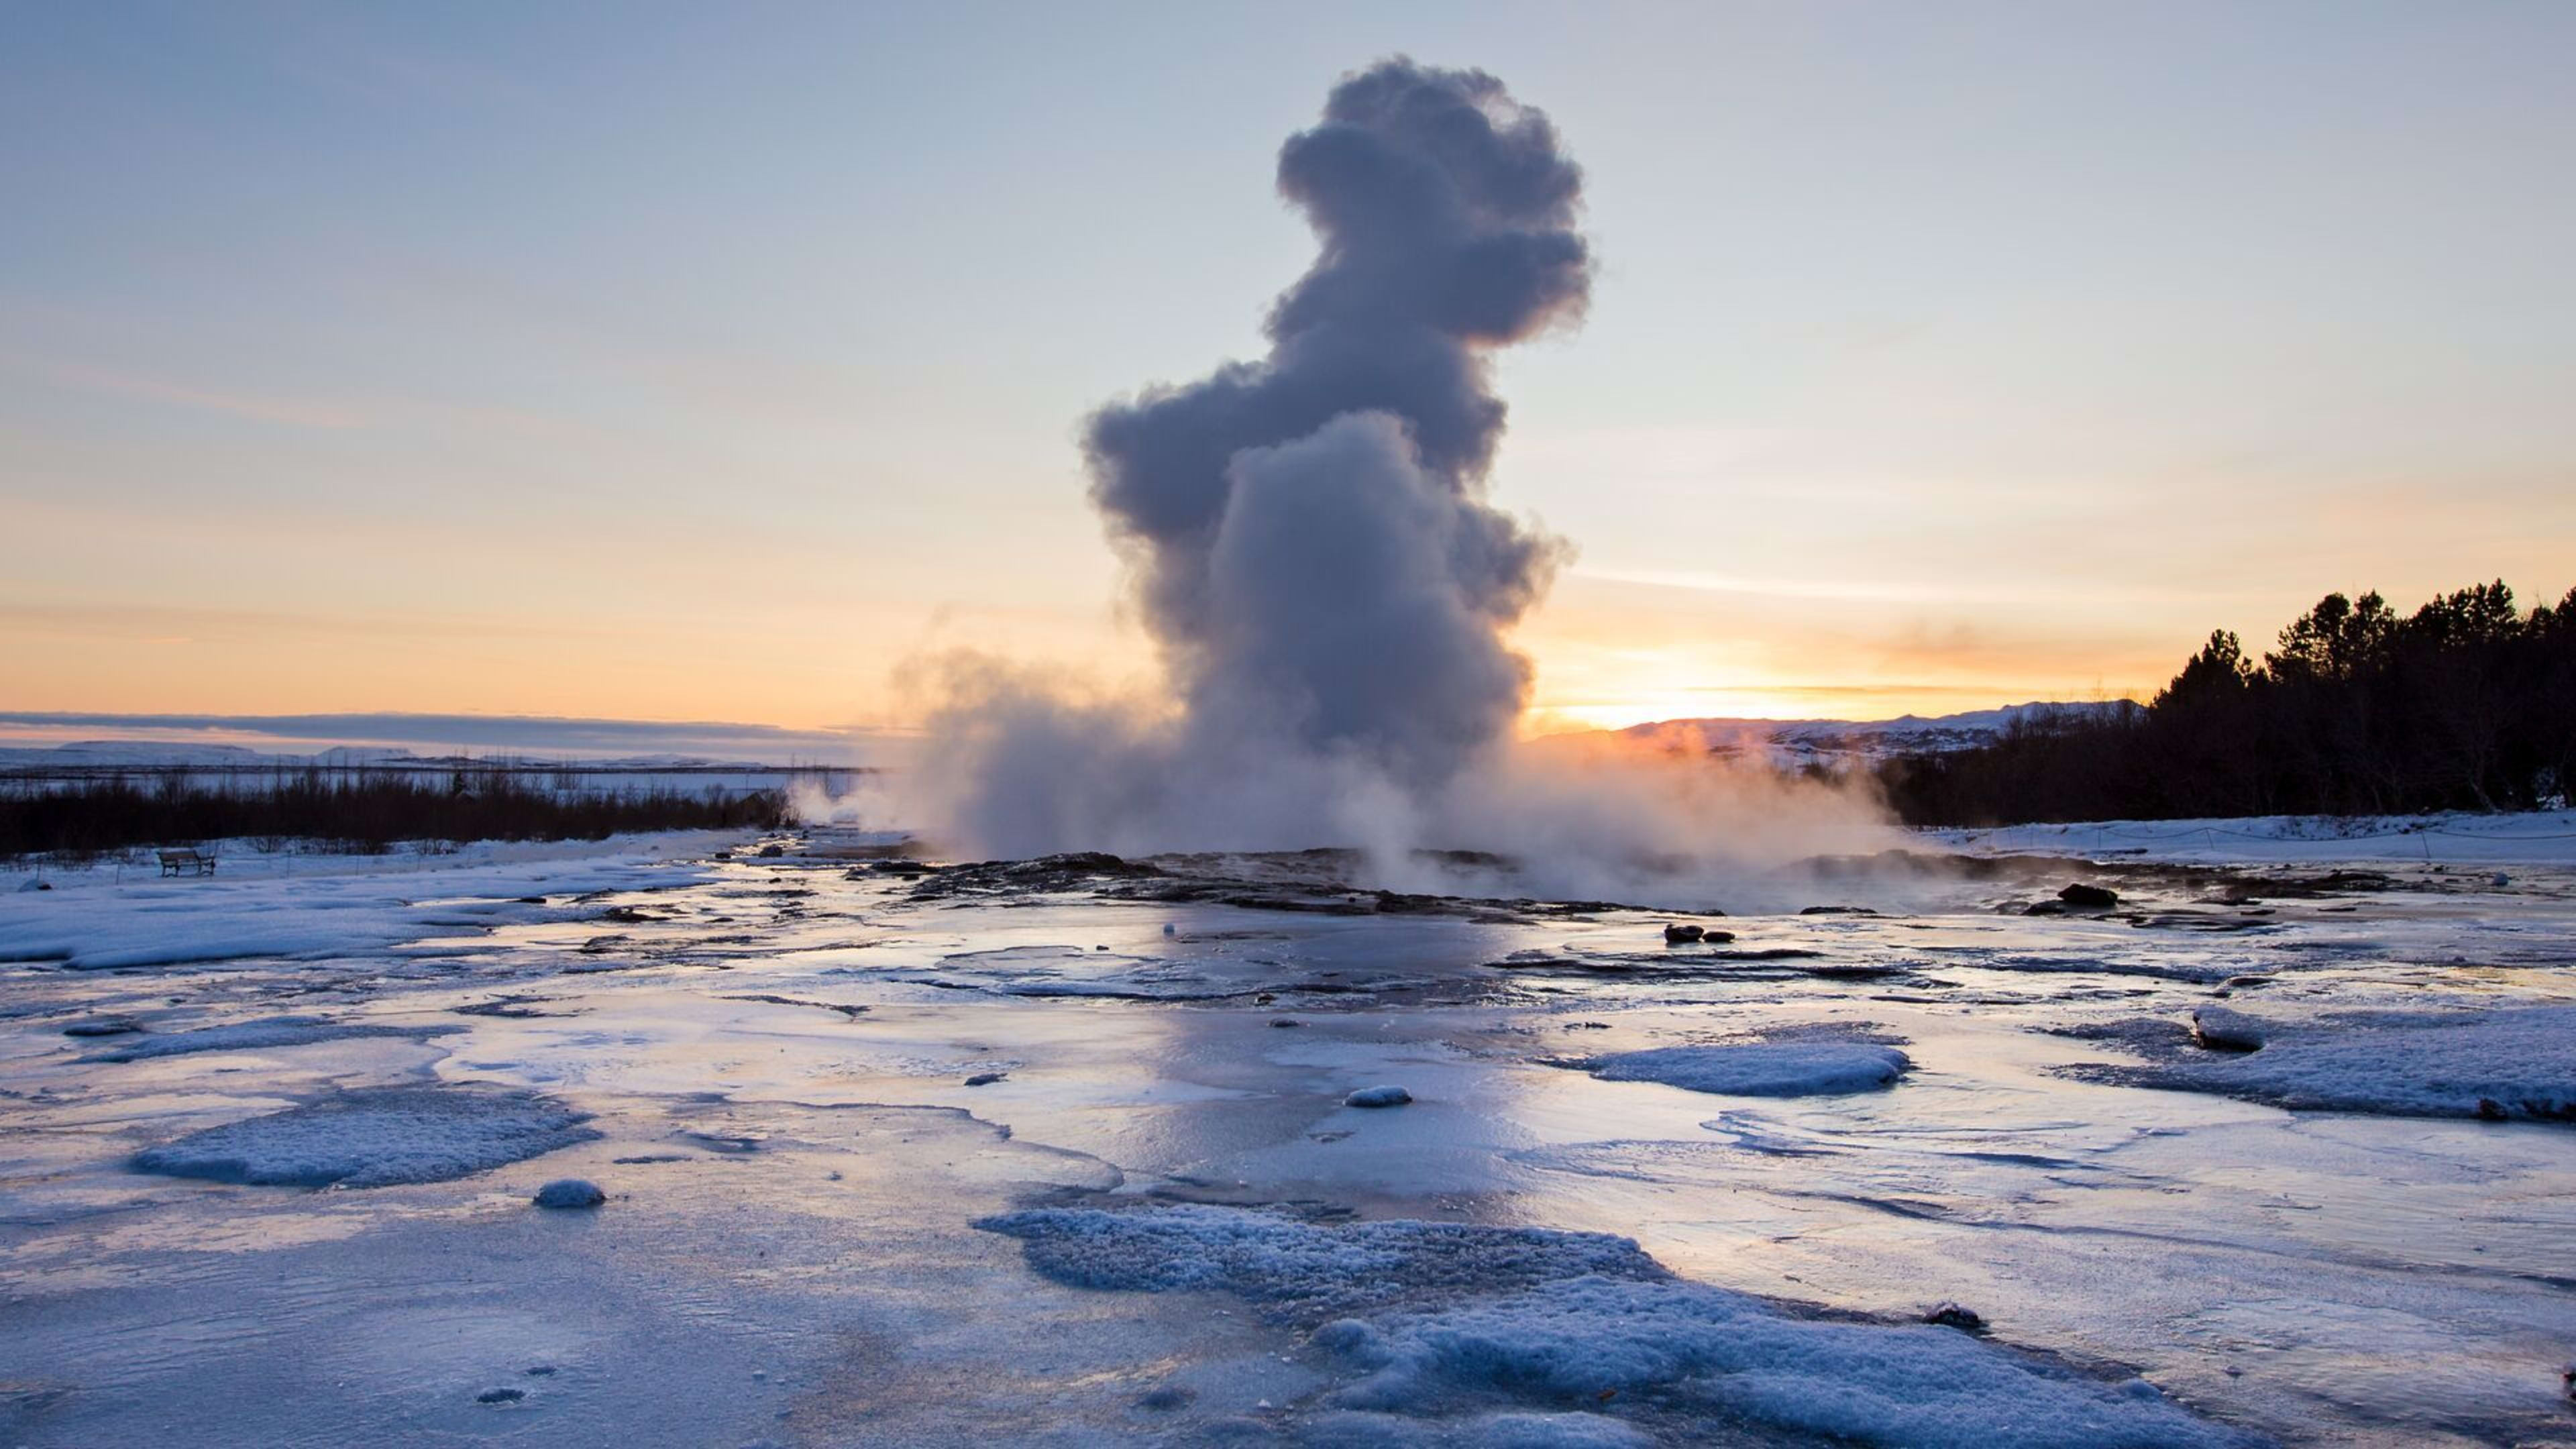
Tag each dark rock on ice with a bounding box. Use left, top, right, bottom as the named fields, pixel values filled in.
left=2190, top=1006, right=2266, bottom=1053
left=476, top=1387, right=526, bottom=1404
left=2059, top=883, right=2121, bottom=908
left=533, top=1178, right=606, bottom=1209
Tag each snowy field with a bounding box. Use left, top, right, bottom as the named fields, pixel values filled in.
left=4, top=819, right=2575, bottom=1445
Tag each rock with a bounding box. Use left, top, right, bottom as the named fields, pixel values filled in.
left=525, top=1365, right=556, bottom=1377
left=964, top=1072, right=1008, bottom=1087
left=2476, top=1097, right=2510, bottom=1122
left=2188, top=1006, right=2266, bottom=1053
left=1924, top=1303, right=1988, bottom=1334
left=476, top=1387, right=526, bottom=1404
left=1343, top=1085, right=1412, bottom=1109
left=1799, top=906, right=1878, bottom=916
left=1662, top=924, right=1705, bottom=944
left=2058, top=883, right=2121, bottom=909
left=2023, top=900, right=2070, bottom=916
left=757, top=844, right=786, bottom=858
left=1136, top=1384, right=1195, bottom=1411
left=62, top=1017, right=144, bottom=1038
left=1269, top=1018, right=1301, bottom=1028
left=532, top=1178, right=606, bottom=1210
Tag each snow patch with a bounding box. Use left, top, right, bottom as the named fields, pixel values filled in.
left=978, top=1206, right=2247, bottom=1447
left=79, top=1016, right=457, bottom=1062
left=1318, top=1276, right=2247, bottom=1448
left=973, top=1205, right=1662, bottom=1316
left=2068, top=1004, right=2576, bottom=1122
left=133, top=1086, right=598, bottom=1187
left=1589, top=1041, right=1911, bottom=1097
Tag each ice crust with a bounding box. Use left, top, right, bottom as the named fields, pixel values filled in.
left=133, top=1086, right=598, bottom=1188
left=1589, top=1041, right=1911, bottom=1097
left=80, top=1016, right=456, bottom=1062
left=979, top=1205, right=2248, bottom=1447
left=2075, top=1004, right=2576, bottom=1122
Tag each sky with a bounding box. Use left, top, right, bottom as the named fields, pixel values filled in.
left=6, top=1, right=2573, bottom=752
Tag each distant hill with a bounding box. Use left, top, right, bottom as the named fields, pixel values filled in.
left=1593, top=701, right=2139, bottom=769
left=0, top=741, right=775, bottom=772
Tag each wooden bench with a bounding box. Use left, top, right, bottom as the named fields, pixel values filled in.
left=157, top=848, right=217, bottom=877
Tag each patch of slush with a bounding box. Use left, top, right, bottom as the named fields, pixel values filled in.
left=1589, top=1041, right=1911, bottom=1097
left=979, top=1205, right=2249, bottom=1448
left=2066, top=1004, right=2576, bottom=1122
left=80, top=1016, right=458, bottom=1062
left=133, top=1085, right=598, bottom=1188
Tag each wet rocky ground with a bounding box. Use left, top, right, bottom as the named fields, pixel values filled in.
left=3, top=830, right=2573, bottom=1446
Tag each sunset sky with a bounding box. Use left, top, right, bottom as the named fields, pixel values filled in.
left=7, top=2, right=2573, bottom=753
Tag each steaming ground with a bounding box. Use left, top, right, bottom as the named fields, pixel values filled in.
left=6, top=818, right=2576, bottom=1445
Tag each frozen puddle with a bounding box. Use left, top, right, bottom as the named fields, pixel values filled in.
left=133, top=1085, right=598, bottom=1188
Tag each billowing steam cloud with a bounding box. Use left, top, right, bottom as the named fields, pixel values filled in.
left=1088, top=59, right=1587, bottom=786
left=904, top=59, right=1897, bottom=898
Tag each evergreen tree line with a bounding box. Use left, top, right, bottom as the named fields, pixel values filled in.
left=2, top=768, right=789, bottom=860
left=1879, top=582, right=2576, bottom=825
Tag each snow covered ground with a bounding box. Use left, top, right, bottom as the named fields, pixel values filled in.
left=1929, top=808, right=2576, bottom=867
left=3, top=816, right=2574, bottom=1445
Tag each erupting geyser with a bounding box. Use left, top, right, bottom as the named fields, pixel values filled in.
left=911, top=58, right=1892, bottom=887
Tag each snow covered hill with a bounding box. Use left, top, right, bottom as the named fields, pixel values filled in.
left=1599, top=700, right=2139, bottom=768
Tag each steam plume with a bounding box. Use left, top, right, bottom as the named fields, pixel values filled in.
left=1091, top=58, right=1586, bottom=784
left=906, top=59, right=1896, bottom=894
